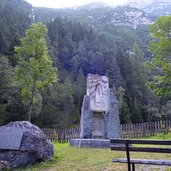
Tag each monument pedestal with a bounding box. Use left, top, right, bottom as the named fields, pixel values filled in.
left=70, top=139, right=110, bottom=148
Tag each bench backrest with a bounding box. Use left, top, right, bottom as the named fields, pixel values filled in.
left=110, top=139, right=171, bottom=153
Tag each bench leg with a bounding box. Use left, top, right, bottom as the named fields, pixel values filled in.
left=127, top=162, right=131, bottom=171
left=132, top=163, right=135, bottom=171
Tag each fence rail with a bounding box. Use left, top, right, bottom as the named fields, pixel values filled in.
left=42, top=120, right=171, bottom=143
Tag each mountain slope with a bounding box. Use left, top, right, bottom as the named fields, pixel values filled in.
left=93, top=6, right=152, bottom=29
left=129, top=0, right=171, bottom=19
left=34, top=5, right=152, bottom=29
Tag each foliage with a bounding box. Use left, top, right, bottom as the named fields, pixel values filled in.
left=115, top=46, right=149, bottom=123
left=147, top=15, right=171, bottom=97
left=145, top=132, right=171, bottom=140
left=0, top=0, right=163, bottom=126
left=15, top=22, right=57, bottom=121
left=116, top=87, right=131, bottom=123
left=0, top=0, right=32, bottom=57
left=0, top=56, right=13, bottom=124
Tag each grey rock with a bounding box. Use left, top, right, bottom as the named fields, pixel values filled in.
left=105, top=88, right=121, bottom=139
left=95, top=7, right=152, bottom=29
left=0, top=121, right=53, bottom=169
left=0, top=160, right=9, bottom=170
left=80, top=95, right=92, bottom=139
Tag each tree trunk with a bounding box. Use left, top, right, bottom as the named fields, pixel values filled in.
left=28, top=102, right=33, bottom=122
left=148, top=96, right=151, bottom=122
left=28, top=83, right=35, bottom=122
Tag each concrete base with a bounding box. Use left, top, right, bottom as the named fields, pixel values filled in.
left=70, top=139, right=110, bottom=148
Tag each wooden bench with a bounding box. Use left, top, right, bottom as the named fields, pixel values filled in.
left=110, top=139, right=171, bottom=171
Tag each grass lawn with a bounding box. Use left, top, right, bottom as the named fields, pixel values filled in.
left=15, top=133, right=171, bottom=171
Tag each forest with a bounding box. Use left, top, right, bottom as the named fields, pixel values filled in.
left=0, top=0, right=171, bottom=128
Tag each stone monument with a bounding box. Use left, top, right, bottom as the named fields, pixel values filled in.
left=70, top=74, right=121, bottom=148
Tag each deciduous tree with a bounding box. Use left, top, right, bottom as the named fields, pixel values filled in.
left=15, top=22, right=57, bottom=121
left=147, top=15, right=171, bottom=97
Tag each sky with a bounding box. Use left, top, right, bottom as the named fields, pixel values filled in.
left=26, top=0, right=130, bottom=9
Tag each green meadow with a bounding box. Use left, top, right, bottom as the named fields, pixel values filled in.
left=15, top=133, right=171, bottom=171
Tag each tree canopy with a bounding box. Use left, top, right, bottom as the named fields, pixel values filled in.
left=15, top=22, right=57, bottom=121
left=147, top=15, right=171, bottom=97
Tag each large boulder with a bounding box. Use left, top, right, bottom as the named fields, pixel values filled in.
left=0, top=121, right=53, bottom=169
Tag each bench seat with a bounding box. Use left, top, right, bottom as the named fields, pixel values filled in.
left=113, top=158, right=171, bottom=166
left=110, top=139, right=171, bottom=171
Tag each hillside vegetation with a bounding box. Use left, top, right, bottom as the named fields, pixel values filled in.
left=0, top=0, right=171, bottom=128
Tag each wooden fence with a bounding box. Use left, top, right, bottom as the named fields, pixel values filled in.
left=121, top=120, right=171, bottom=139
left=42, top=127, right=80, bottom=143
left=42, top=120, right=171, bottom=143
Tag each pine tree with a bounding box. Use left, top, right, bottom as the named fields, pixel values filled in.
left=0, top=56, right=13, bottom=124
